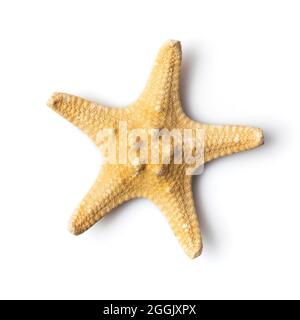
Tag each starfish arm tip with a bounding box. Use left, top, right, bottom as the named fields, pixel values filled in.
left=165, top=39, right=181, bottom=48
left=242, top=126, right=264, bottom=150
left=204, top=124, right=265, bottom=162
left=47, top=92, right=62, bottom=109
left=186, top=240, right=203, bottom=259
left=190, top=247, right=203, bottom=259
left=254, top=127, right=264, bottom=147
left=68, top=214, right=84, bottom=236
left=162, top=39, right=182, bottom=56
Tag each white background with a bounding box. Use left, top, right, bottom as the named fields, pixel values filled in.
left=0, top=0, right=299, bottom=299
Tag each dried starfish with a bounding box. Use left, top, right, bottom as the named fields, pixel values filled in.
left=47, top=40, right=263, bottom=258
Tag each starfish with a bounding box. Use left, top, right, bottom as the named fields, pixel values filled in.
left=47, top=40, right=263, bottom=259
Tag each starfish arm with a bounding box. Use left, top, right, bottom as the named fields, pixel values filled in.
left=69, top=165, right=137, bottom=235
left=203, top=124, right=264, bottom=162
left=136, top=40, right=182, bottom=114
left=145, top=176, right=202, bottom=259
left=47, top=92, right=123, bottom=142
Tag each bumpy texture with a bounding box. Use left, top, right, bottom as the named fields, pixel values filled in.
left=47, top=40, right=264, bottom=259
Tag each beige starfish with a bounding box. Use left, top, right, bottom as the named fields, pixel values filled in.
left=47, top=40, right=263, bottom=259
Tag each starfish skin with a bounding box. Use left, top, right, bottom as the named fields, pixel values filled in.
left=47, top=40, right=263, bottom=259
